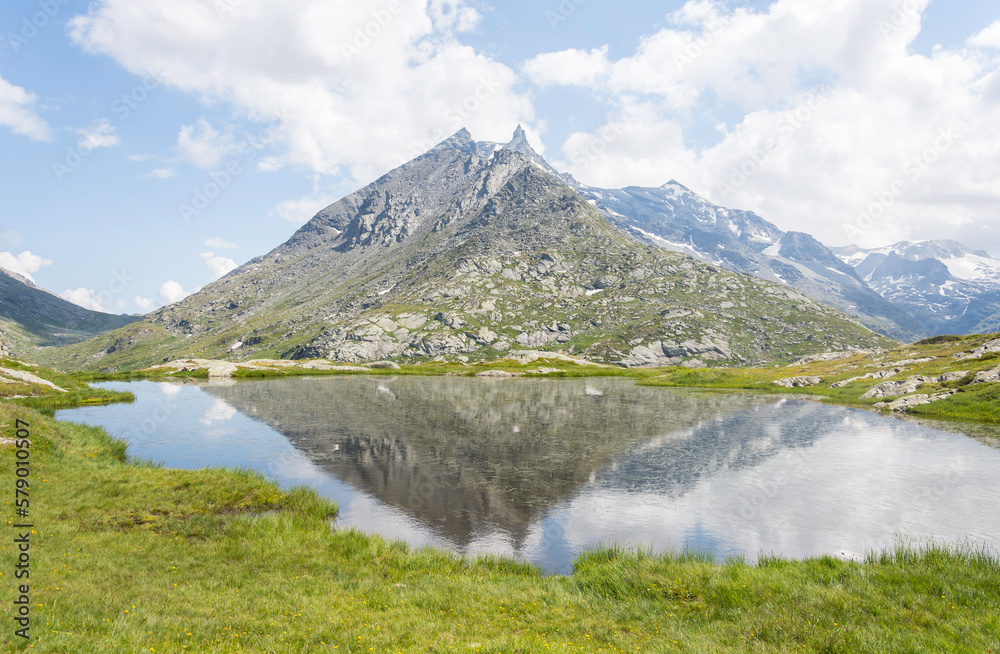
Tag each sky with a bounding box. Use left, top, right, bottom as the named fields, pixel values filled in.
left=1, top=0, right=999, bottom=315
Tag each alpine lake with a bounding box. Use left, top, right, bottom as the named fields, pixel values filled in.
left=56, top=376, right=1000, bottom=574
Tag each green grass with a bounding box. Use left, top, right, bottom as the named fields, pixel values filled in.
left=0, top=357, right=136, bottom=412
left=2, top=389, right=1000, bottom=652
left=12, top=387, right=135, bottom=413
left=908, top=383, right=1000, bottom=422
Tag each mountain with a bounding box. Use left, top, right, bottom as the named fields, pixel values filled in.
left=575, top=181, right=926, bottom=341
left=43, top=128, right=893, bottom=372
left=831, top=240, right=1000, bottom=334
left=0, top=266, right=139, bottom=356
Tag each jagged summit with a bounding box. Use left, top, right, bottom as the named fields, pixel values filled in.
left=465, top=125, right=558, bottom=178
left=503, top=124, right=534, bottom=155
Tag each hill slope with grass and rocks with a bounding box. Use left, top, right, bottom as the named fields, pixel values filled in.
left=43, top=128, right=895, bottom=372
left=0, top=266, right=139, bottom=358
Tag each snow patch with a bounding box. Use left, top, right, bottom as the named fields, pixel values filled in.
left=628, top=225, right=697, bottom=255
left=940, top=254, right=1000, bottom=284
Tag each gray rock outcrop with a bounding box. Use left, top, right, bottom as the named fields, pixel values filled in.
left=973, top=365, right=1000, bottom=384
left=773, top=376, right=823, bottom=388
left=958, top=338, right=1000, bottom=361
left=860, top=376, right=937, bottom=400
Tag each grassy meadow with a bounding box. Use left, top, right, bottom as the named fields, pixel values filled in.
left=1, top=336, right=1000, bottom=651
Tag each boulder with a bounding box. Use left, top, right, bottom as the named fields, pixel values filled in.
left=475, top=370, right=520, bottom=378
left=860, top=376, right=936, bottom=400
left=773, top=376, right=823, bottom=388
left=973, top=365, right=1000, bottom=384
left=831, top=367, right=904, bottom=388
left=619, top=343, right=674, bottom=368
left=373, top=317, right=399, bottom=332
left=958, top=338, right=1000, bottom=361
left=329, top=338, right=406, bottom=363
left=434, top=311, right=465, bottom=329
left=397, top=313, right=428, bottom=330
left=502, top=350, right=605, bottom=366
left=206, top=362, right=238, bottom=378
left=301, top=361, right=371, bottom=372
left=877, top=391, right=955, bottom=413
left=472, top=326, right=498, bottom=345
left=938, top=370, right=970, bottom=383
left=418, top=333, right=473, bottom=356
left=369, top=361, right=401, bottom=370
left=515, top=331, right=561, bottom=348
left=0, top=366, right=67, bottom=392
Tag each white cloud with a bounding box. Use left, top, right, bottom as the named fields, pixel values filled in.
left=200, top=251, right=238, bottom=279
left=199, top=398, right=237, bottom=425
left=176, top=118, right=230, bottom=169
left=0, top=251, right=53, bottom=282
left=969, top=20, right=1000, bottom=49
left=134, top=295, right=157, bottom=311
left=0, top=74, right=51, bottom=141
left=271, top=186, right=336, bottom=225
left=144, top=167, right=177, bottom=179
left=205, top=237, right=238, bottom=250
left=257, top=156, right=286, bottom=172
left=61, top=287, right=112, bottom=313
left=158, top=280, right=192, bottom=304
left=0, top=231, right=21, bottom=246
left=77, top=119, right=119, bottom=150
left=523, top=46, right=611, bottom=88
left=524, top=0, right=1000, bottom=251
left=68, top=0, right=535, bottom=185
left=428, top=0, right=481, bottom=33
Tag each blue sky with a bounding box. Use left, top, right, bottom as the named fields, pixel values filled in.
left=2, top=0, right=999, bottom=315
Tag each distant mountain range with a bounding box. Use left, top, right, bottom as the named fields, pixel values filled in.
left=41, top=127, right=893, bottom=371
left=830, top=240, right=1000, bottom=335
left=494, top=127, right=999, bottom=341
left=573, top=183, right=996, bottom=341
left=0, top=266, right=138, bottom=357
left=11, top=126, right=999, bottom=371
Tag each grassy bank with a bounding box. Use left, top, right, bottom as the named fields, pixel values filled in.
left=2, top=382, right=1000, bottom=652
left=56, top=331, right=1000, bottom=425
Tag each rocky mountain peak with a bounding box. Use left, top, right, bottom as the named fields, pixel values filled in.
left=53, top=125, right=894, bottom=371
left=435, top=128, right=477, bottom=154
left=1, top=266, right=39, bottom=289
left=504, top=125, right=534, bottom=155
left=659, top=179, right=696, bottom=196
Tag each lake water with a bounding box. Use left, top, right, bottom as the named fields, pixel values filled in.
left=57, top=377, right=1000, bottom=573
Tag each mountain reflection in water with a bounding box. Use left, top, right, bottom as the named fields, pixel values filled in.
left=57, top=377, right=1000, bottom=573
left=204, top=377, right=778, bottom=548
